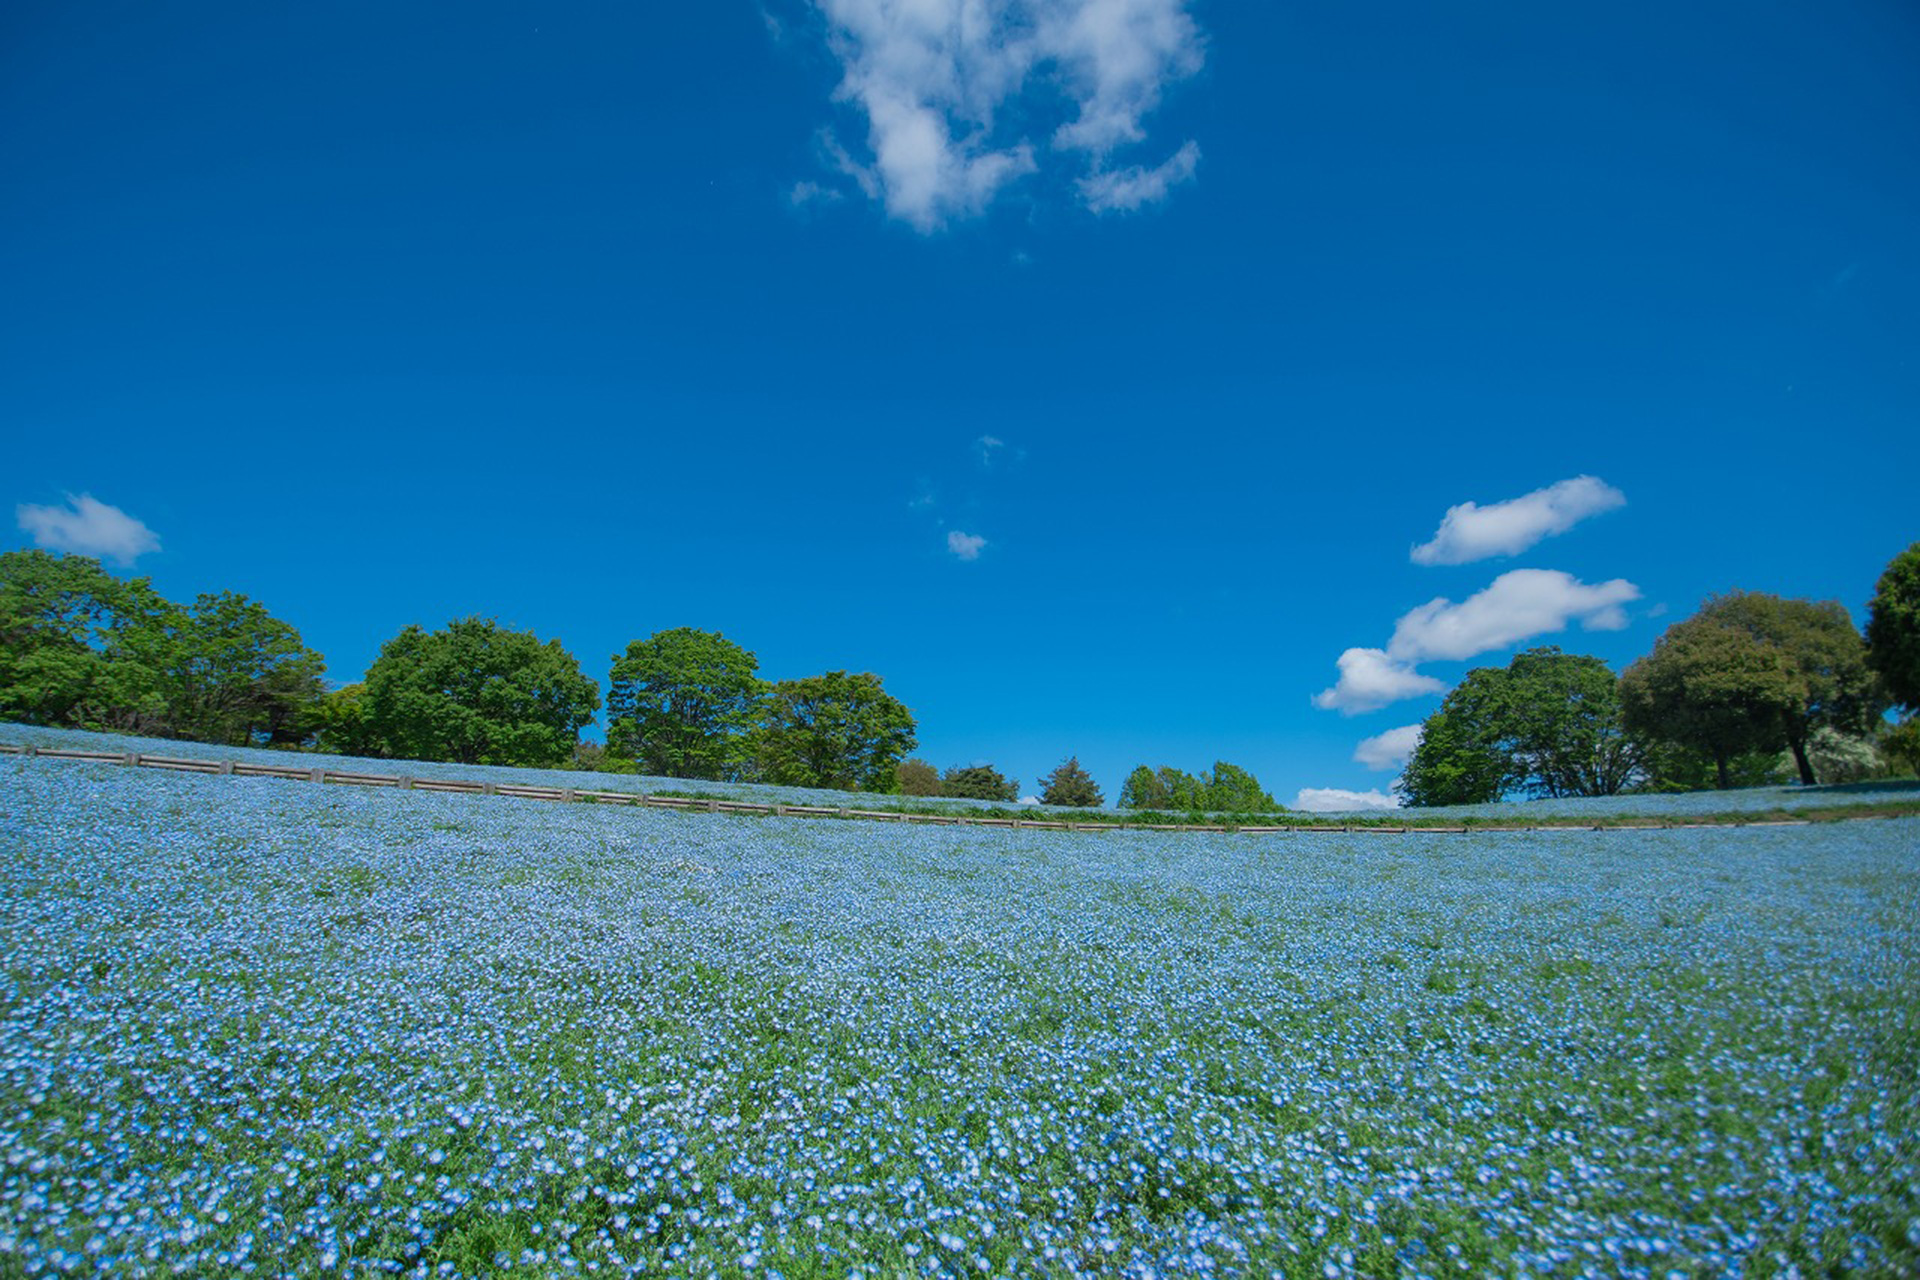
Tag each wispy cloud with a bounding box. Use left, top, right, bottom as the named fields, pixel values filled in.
left=1077, top=139, right=1199, bottom=212
left=1354, top=723, right=1423, bottom=771
left=975, top=435, right=1005, bottom=466
left=1411, top=476, right=1625, bottom=566
left=802, top=0, right=1205, bottom=230
left=16, top=493, right=160, bottom=565
left=947, top=530, right=987, bottom=560
left=1294, top=787, right=1401, bottom=813
left=1313, top=648, right=1446, bottom=715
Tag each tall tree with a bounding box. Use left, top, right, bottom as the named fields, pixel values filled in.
left=1400, top=648, right=1639, bottom=806
left=755, top=670, right=917, bottom=792
left=360, top=618, right=600, bottom=766
left=1038, top=756, right=1103, bottom=807
left=1118, top=765, right=1170, bottom=810
left=1867, top=542, right=1920, bottom=713
left=1398, top=679, right=1513, bottom=807
left=154, top=592, right=326, bottom=746
left=1201, top=761, right=1283, bottom=813
left=1622, top=593, right=1881, bottom=787
left=895, top=758, right=942, bottom=797
left=940, top=763, right=1019, bottom=801
left=606, top=628, right=766, bottom=779
left=0, top=550, right=169, bottom=730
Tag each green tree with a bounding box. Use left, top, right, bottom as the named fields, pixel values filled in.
left=1622, top=593, right=1882, bottom=787
left=1118, top=764, right=1169, bottom=810
left=1398, top=685, right=1512, bottom=807
left=755, top=670, right=917, bottom=792
left=895, top=758, right=942, bottom=796
left=1200, top=761, right=1283, bottom=813
left=0, top=549, right=168, bottom=729
left=359, top=618, right=600, bottom=766
left=154, top=592, right=326, bottom=746
left=606, top=628, right=766, bottom=779
left=313, top=683, right=375, bottom=756
left=1399, top=648, right=1638, bottom=806
left=1867, top=542, right=1920, bottom=712
left=940, top=763, right=1019, bottom=802
left=1038, top=756, right=1103, bottom=807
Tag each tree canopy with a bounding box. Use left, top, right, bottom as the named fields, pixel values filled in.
left=1117, top=761, right=1281, bottom=812
left=606, top=628, right=765, bottom=779
left=940, top=763, right=1020, bottom=802
left=153, top=591, right=326, bottom=746
left=1401, top=648, right=1640, bottom=807
left=895, top=758, right=942, bottom=796
left=1867, top=542, right=1920, bottom=713
left=0, top=551, right=322, bottom=743
left=755, top=670, right=917, bottom=792
left=1038, top=756, right=1103, bottom=807
left=359, top=618, right=600, bottom=766
left=1621, top=593, right=1881, bottom=787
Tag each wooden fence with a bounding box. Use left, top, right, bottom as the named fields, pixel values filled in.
left=0, top=742, right=1806, bottom=834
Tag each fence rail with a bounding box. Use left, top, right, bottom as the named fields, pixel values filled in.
left=0, top=742, right=1825, bottom=835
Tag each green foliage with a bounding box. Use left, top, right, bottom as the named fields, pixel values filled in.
left=1866, top=542, right=1920, bottom=712
left=1038, top=756, right=1103, bottom=807
left=754, top=670, right=917, bottom=792
left=1882, top=717, right=1920, bottom=779
left=1202, top=761, right=1282, bottom=812
left=359, top=618, right=600, bottom=766
left=1117, top=762, right=1281, bottom=812
left=606, top=628, right=766, bottom=779
left=0, top=551, right=322, bottom=744
left=152, top=591, right=327, bottom=746
left=1623, top=593, right=1883, bottom=787
left=1632, top=739, right=1784, bottom=793
left=940, top=763, right=1019, bottom=802
left=1118, top=765, right=1169, bottom=810
left=0, top=549, right=169, bottom=729
left=313, top=683, right=373, bottom=756
left=895, top=758, right=942, bottom=797
left=1403, top=648, right=1640, bottom=806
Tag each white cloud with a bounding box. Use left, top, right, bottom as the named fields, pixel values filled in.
left=1294, top=787, right=1402, bottom=813
left=1313, top=648, right=1446, bottom=715
left=16, top=493, right=160, bottom=565
left=788, top=179, right=844, bottom=207
left=809, top=0, right=1204, bottom=230
left=947, top=530, right=987, bottom=560
left=1411, top=475, right=1625, bottom=565
left=1077, top=139, right=1198, bottom=212
left=1387, top=569, right=1639, bottom=663
left=1354, top=723, right=1423, bottom=771
left=975, top=434, right=1005, bottom=466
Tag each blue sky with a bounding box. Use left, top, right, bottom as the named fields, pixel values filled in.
left=6, top=0, right=1918, bottom=807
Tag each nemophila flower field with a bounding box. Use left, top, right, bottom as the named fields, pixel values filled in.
left=2, top=756, right=1917, bottom=1278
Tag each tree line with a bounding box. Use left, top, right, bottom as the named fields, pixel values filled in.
left=1398, top=543, right=1920, bottom=804
left=6, top=543, right=1916, bottom=808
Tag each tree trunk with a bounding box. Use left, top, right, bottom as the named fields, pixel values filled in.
left=1789, top=735, right=1817, bottom=786
left=1713, top=748, right=1731, bottom=790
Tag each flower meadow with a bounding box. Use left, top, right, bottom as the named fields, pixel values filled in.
left=2, top=756, right=1917, bottom=1278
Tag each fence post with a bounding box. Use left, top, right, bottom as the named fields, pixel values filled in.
left=397, top=776, right=413, bottom=790
left=125, top=752, right=140, bottom=767
left=310, top=768, right=326, bottom=784
left=562, top=789, right=576, bottom=803
left=218, top=759, right=235, bottom=775
left=482, top=783, right=497, bottom=796
left=21, top=746, right=35, bottom=758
